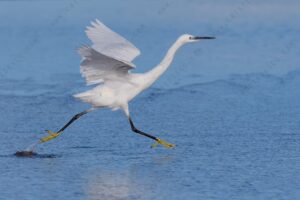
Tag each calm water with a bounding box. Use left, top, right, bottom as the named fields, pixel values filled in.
left=0, top=72, right=299, bottom=200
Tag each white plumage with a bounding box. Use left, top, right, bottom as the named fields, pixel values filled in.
left=42, top=19, right=215, bottom=148
left=78, top=46, right=135, bottom=85
left=86, top=19, right=140, bottom=62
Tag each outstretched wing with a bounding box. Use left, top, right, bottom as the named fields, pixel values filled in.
left=86, top=19, right=140, bottom=62
left=78, top=46, right=135, bottom=85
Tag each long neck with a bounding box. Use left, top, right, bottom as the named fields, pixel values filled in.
left=144, top=39, right=184, bottom=86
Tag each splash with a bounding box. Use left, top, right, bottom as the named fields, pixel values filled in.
left=14, top=140, right=40, bottom=157
left=14, top=130, right=62, bottom=157
left=24, top=141, right=40, bottom=152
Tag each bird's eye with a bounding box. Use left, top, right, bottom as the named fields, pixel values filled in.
left=189, top=36, right=192, bottom=40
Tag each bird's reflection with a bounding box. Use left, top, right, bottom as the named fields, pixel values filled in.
left=86, top=170, right=135, bottom=200
left=86, top=155, right=176, bottom=200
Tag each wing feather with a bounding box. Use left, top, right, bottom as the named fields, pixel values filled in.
left=78, top=46, right=134, bottom=85
left=85, top=19, right=140, bottom=62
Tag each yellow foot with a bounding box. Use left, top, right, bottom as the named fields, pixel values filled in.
left=40, top=130, right=62, bottom=143
left=151, top=138, right=175, bottom=149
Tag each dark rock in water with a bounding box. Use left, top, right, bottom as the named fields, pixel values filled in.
left=15, top=151, right=37, bottom=157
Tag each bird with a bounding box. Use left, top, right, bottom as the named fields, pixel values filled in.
left=40, top=19, right=215, bottom=148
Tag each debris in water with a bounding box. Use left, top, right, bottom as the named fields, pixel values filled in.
left=14, top=151, right=37, bottom=157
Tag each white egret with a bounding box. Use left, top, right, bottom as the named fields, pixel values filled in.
left=41, top=19, right=215, bottom=148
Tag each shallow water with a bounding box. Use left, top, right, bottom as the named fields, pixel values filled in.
left=0, top=72, right=299, bottom=200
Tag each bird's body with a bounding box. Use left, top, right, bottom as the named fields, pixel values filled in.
left=74, top=66, right=160, bottom=110
left=73, top=73, right=145, bottom=109
left=41, top=19, right=215, bottom=148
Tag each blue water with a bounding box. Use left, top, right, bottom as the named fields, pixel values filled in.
left=0, top=1, right=300, bottom=200
left=1, top=72, right=300, bottom=199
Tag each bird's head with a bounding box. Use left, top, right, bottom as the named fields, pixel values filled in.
left=179, top=34, right=215, bottom=44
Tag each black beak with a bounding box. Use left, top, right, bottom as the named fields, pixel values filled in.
left=193, top=36, right=216, bottom=40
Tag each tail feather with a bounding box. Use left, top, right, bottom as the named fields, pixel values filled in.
left=73, top=91, right=94, bottom=104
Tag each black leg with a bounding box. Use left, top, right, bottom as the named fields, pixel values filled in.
left=57, top=110, right=89, bottom=133
left=128, top=117, right=175, bottom=148
left=41, top=109, right=94, bottom=143
left=128, top=117, right=158, bottom=141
